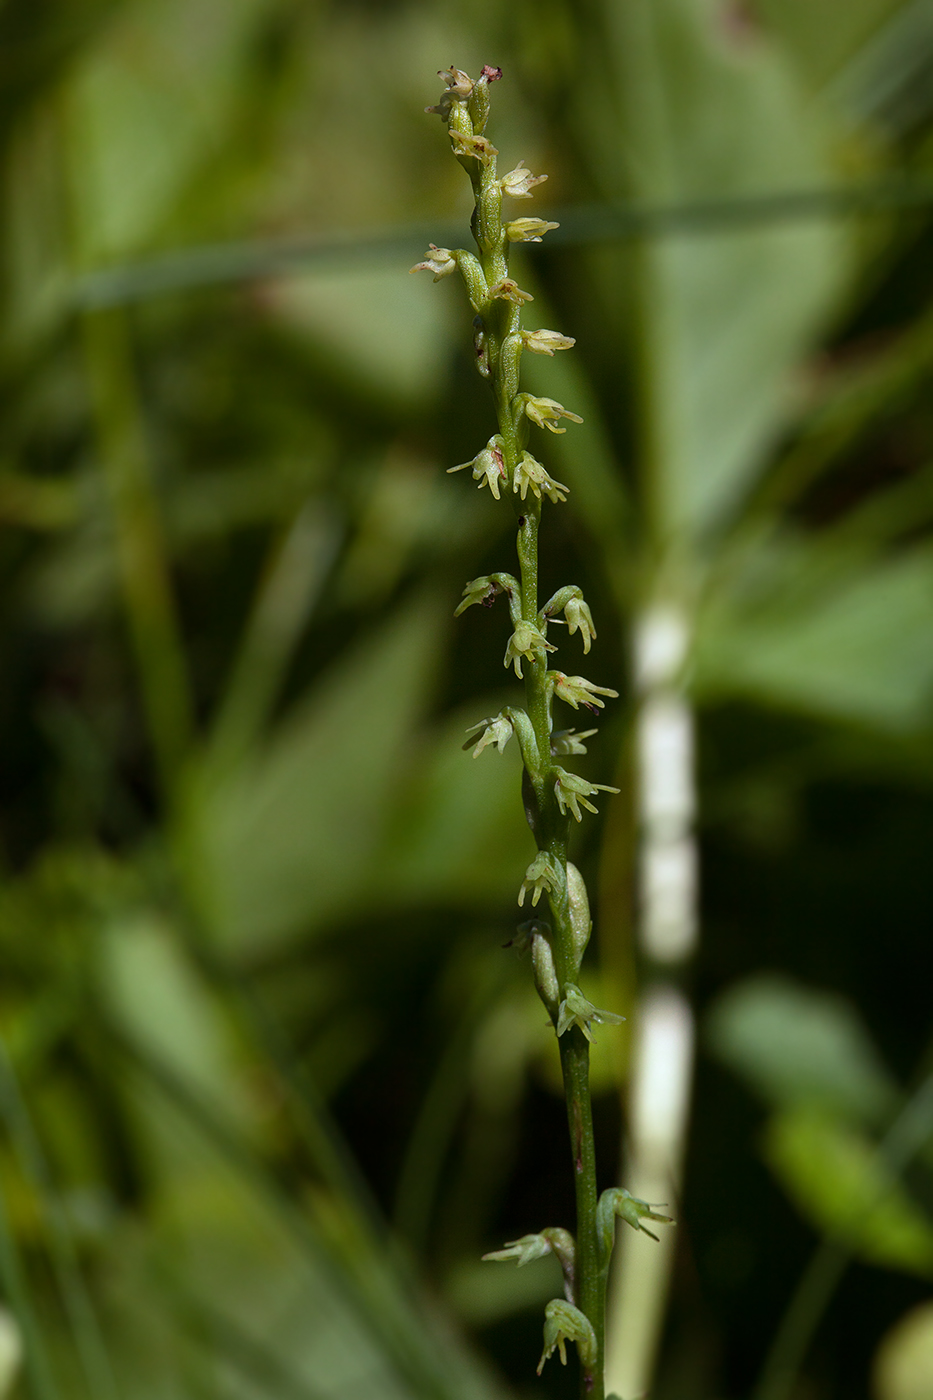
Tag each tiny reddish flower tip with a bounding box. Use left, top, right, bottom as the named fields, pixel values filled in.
left=482, top=65, right=503, bottom=82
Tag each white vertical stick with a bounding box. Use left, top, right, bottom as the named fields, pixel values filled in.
left=605, top=604, right=697, bottom=1399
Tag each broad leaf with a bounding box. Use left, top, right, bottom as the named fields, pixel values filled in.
left=695, top=541, right=933, bottom=731
left=707, top=973, right=898, bottom=1125
left=189, top=594, right=444, bottom=957
left=582, top=0, right=849, bottom=543
left=763, top=1108, right=933, bottom=1276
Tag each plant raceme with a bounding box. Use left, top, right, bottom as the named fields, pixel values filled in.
left=412, top=66, right=672, bottom=1398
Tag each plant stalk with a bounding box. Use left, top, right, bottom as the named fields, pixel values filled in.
left=418, top=66, right=635, bottom=1397
left=468, top=120, right=606, bottom=1400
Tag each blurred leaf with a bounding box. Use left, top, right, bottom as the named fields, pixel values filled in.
left=446, top=1254, right=563, bottom=1327
left=696, top=541, right=933, bottom=730
left=754, top=0, right=906, bottom=92
left=68, top=0, right=271, bottom=261
left=100, top=1173, right=426, bottom=1400
left=706, top=973, right=898, bottom=1124
left=874, top=1301, right=933, bottom=1400
left=741, top=310, right=933, bottom=526
left=0, top=1304, right=21, bottom=1400
left=110, top=1036, right=502, bottom=1400
left=375, top=699, right=530, bottom=910
left=96, top=910, right=243, bottom=1125
left=269, top=265, right=458, bottom=411
left=190, top=593, right=445, bottom=957
left=763, top=1108, right=933, bottom=1275
left=208, top=504, right=341, bottom=777
left=597, top=0, right=848, bottom=543
left=819, top=0, right=933, bottom=134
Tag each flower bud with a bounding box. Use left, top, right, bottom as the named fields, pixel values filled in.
left=521, top=328, right=575, bottom=356
left=566, top=862, right=592, bottom=965
left=467, top=64, right=502, bottom=132
left=506, top=218, right=560, bottom=243
left=530, top=924, right=559, bottom=1017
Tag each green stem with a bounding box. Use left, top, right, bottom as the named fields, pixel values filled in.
left=465, top=120, right=605, bottom=1400
left=559, top=1031, right=604, bottom=1397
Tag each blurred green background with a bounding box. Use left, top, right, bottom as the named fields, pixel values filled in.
left=2, top=1, right=933, bottom=1398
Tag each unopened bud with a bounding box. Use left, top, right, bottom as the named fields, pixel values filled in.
left=566, top=862, right=592, bottom=966
left=531, top=924, right=560, bottom=1018
left=506, top=218, right=560, bottom=243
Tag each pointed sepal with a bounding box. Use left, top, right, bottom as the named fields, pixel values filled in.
left=483, top=1228, right=576, bottom=1302
left=597, top=1186, right=674, bottom=1265
left=556, top=983, right=625, bottom=1043
left=536, top=1300, right=597, bottom=1375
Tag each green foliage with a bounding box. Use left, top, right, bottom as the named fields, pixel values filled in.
left=707, top=974, right=899, bottom=1125
left=0, top=2, right=933, bottom=1399
left=763, top=1110, right=933, bottom=1277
